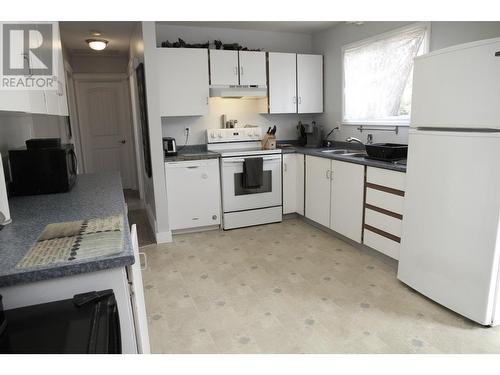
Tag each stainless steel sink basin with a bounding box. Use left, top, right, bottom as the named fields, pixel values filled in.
left=321, top=149, right=366, bottom=157
left=321, top=149, right=353, bottom=154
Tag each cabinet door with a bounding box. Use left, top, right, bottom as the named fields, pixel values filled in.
left=128, top=225, right=151, bottom=354
left=297, top=54, right=323, bottom=114
left=330, top=160, right=364, bottom=243
left=268, top=52, right=297, bottom=114
left=158, top=48, right=209, bottom=116
left=209, top=50, right=239, bottom=86
left=239, top=51, right=266, bottom=86
left=45, top=22, right=67, bottom=116
left=165, top=159, right=221, bottom=230
left=305, top=155, right=331, bottom=227
left=283, top=154, right=297, bottom=214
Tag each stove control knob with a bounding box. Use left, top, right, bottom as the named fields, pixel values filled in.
left=210, top=131, right=216, bottom=139
left=217, top=132, right=223, bottom=138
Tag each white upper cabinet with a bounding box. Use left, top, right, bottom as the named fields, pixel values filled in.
left=268, top=52, right=297, bottom=114
left=239, top=51, right=266, bottom=86
left=209, top=50, right=239, bottom=86
left=0, top=22, right=68, bottom=116
left=297, top=54, right=323, bottom=114
left=158, top=48, right=209, bottom=117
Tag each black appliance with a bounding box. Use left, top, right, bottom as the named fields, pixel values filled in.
left=365, top=143, right=408, bottom=161
left=0, top=290, right=121, bottom=354
left=9, top=138, right=77, bottom=196
left=163, top=137, right=177, bottom=156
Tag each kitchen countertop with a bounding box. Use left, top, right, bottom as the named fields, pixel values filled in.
left=0, top=172, right=134, bottom=288
left=164, top=144, right=220, bottom=162
left=280, top=145, right=407, bottom=172
left=161, top=141, right=406, bottom=172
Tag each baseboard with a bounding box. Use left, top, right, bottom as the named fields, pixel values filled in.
left=155, top=230, right=172, bottom=244
left=172, top=225, right=221, bottom=235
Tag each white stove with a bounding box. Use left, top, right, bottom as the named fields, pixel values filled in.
left=207, top=128, right=282, bottom=230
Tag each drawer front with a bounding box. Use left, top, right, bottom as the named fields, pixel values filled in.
left=365, top=188, right=404, bottom=215
left=366, top=167, right=406, bottom=191
left=363, top=229, right=400, bottom=260
left=364, top=208, right=402, bottom=238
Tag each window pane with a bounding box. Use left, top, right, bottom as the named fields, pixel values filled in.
left=343, top=26, right=427, bottom=123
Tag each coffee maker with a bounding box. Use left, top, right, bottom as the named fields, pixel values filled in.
left=304, top=121, right=323, bottom=148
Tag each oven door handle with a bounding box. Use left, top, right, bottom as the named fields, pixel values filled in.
left=223, top=156, right=282, bottom=164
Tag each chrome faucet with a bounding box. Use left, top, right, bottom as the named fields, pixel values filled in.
left=345, top=137, right=364, bottom=145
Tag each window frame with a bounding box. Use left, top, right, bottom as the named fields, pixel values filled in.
left=341, top=22, right=431, bottom=126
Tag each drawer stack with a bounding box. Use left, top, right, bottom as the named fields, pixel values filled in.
left=363, top=167, right=405, bottom=260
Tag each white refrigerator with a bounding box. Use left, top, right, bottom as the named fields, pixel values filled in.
left=398, top=37, right=500, bottom=326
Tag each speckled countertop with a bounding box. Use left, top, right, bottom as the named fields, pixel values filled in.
left=279, top=142, right=407, bottom=173
left=0, top=172, right=134, bottom=288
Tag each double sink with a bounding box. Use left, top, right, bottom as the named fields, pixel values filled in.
left=320, top=149, right=367, bottom=158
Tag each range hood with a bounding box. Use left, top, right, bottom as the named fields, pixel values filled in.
left=209, top=86, right=267, bottom=99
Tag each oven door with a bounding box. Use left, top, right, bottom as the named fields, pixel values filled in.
left=221, top=154, right=282, bottom=212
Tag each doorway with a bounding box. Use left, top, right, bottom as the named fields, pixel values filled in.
left=74, top=74, right=138, bottom=189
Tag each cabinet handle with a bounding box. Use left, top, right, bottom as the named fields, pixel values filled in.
left=206, top=96, right=208, bottom=105
left=240, top=66, right=244, bottom=75
left=326, top=170, right=330, bottom=180
left=284, top=163, right=287, bottom=172
left=298, top=97, right=302, bottom=104
left=234, top=67, right=238, bottom=75
left=293, top=96, right=296, bottom=104
left=330, top=170, right=333, bottom=180
left=187, top=166, right=199, bottom=169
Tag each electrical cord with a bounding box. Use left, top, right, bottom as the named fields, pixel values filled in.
left=176, top=128, right=190, bottom=152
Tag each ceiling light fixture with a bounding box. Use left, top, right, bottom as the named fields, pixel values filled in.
left=86, top=39, right=108, bottom=51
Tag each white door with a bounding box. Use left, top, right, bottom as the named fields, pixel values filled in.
left=239, top=51, right=266, bottom=86
left=128, top=225, right=151, bottom=354
left=398, top=129, right=500, bottom=325
left=165, top=159, right=221, bottom=230
left=268, top=52, right=297, bottom=114
left=209, top=50, right=239, bottom=86
left=297, top=54, right=323, bottom=114
left=75, top=79, right=137, bottom=189
left=330, top=160, right=364, bottom=243
left=158, top=48, right=209, bottom=116
left=283, top=153, right=304, bottom=215
left=305, top=155, right=331, bottom=227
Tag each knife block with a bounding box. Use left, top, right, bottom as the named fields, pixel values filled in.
left=262, top=134, right=276, bottom=150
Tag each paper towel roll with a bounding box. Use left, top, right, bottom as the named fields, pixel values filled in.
left=0, top=153, right=11, bottom=225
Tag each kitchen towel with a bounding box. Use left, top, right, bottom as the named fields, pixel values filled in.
left=243, top=157, right=263, bottom=188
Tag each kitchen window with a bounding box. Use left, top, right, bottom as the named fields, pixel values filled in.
left=342, top=22, right=430, bottom=126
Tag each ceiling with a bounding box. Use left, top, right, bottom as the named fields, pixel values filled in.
left=158, top=21, right=340, bottom=34
left=60, top=21, right=138, bottom=56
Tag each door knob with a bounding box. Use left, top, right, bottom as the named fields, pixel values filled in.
left=119, top=140, right=126, bottom=144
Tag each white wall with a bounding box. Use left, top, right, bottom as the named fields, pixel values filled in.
left=162, top=98, right=313, bottom=144
left=128, top=23, right=156, bottom=220
left=156, top=23, right=312, bottom=53
left=312, top=21, right=500, bottom=144
left=70, top=54, right=129, bottom=73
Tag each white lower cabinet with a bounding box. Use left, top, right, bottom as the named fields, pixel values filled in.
left=330, top=160, right=364, bottom=243
left=305, top=156, right=365, bottom=243
left=363, top=166, right=406, bottom=260
left=165, top=159, right=221, bottom=231
left=305, top=155, right=332, bottom=227
left=282, top=153, right=304, bottom=215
